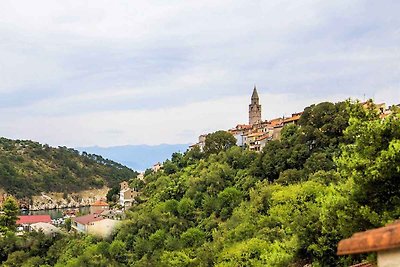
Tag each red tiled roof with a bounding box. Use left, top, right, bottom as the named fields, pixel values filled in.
left=283, top=114, right=301, bottom=123
left=269, top=118, right=282, bottom=122
left=337, top=221, right=400, bottom=255
left=17, top=215, right=52, bottom=225
left=291, top=112, right=303, bottom=117
left=247, top=132, right=264, bottom=137
left=269, top=118, right=283, bottom=127
left=91, top=200, right=109, bottom=207
left=257, top=134, right=270, bottom=141
left=73, top=214, right=104, bottom=225
left=235, top=124, right=252, bottom=130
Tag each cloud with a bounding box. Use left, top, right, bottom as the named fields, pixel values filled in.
left=0, top=0, right=399, bottom=146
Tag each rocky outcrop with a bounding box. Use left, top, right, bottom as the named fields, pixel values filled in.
left=29, top=187, right=109, bottom=210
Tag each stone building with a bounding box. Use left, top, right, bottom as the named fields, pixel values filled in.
left=249, top=86, right=262, bottom=125
left=188, top=134, right=207, bottom=152
left=119, top=181, right=138, bottom=208
left=152, top=162, right=162, bottom=172
left=90, top=200, right=109, bottom=215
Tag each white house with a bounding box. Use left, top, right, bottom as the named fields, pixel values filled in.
left=71, top=214, right=120, bottom=238
left=119, top=181, right=139, bottom=208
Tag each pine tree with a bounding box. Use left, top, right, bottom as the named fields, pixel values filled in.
left=0, top=196, right=19, bottom=232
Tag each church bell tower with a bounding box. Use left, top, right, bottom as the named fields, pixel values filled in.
left=249, top=86, right=261, bottom=125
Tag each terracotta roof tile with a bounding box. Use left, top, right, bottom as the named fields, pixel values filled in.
left=247, top=132, right=264, bottom=137
left=91, top=200, right=109, bottom=207
left=73, top=214, right=104, bottom=225
left=283, top=114, right=301, bottom=123
left=257, top=134, right=270, bottom=141
left=269, top=118, right=283, bottom=127
left=17, top=215, right=52, bottom=225
left=337, top=221, right=400, bottom=255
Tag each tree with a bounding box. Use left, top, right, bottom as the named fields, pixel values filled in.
left=298, top=101, right=350, bottom=149
left=204, top=131, right=237, bottom=155
left=177, top=198, right=195, bottom=220
left=3, top=250, right=29, bottom=266
left=109, top=240, right=127, bottom=263
left=163, top=160, right=178, bottom=175
left=217, top=187, right=242, bottom=220
left=337, top=106, right=400, bottom=219
left=160, top=251, right=193, bottom=267
left=64, top=218, right=72, bottom=232
left=260, top=141, right=289, bottom=181
left=183, top=146, right=203, bottom=164
left=303, top=152, right=335, bottom=175
left=106, top=186, right=120, bottom=203
left=0, top=196, right=19, bottom=233
left=180, top=227, right=205, bottom=247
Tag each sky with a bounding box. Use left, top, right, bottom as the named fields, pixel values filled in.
left=0, top=0, right=399, bottom=147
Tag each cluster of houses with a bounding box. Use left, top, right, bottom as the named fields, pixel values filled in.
left=190, top=87, right=302, bottom=152
left=190, top=87, right=399, bottom=153
left=228, top=112, right=302, bottom=151
left=16, top=199, right=120, bottom=238
left=15, top=180, right=140, bottom=239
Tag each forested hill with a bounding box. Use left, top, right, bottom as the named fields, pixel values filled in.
left=112, top=100, right=399, bottom=266
left=1, top=100, right=399, bottom=266
left=0, top=138, right=138, bottom=198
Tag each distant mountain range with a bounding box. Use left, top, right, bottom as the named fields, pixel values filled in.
left=77, top=144, right=190, bottom=171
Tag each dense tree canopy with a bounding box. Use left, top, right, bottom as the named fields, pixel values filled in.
left=203, top=130, right=237, bottom=155
left=1, top=100, right=398, bottom=266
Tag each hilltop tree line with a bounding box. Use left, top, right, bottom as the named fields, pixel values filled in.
left=0, top=139, right=137, bottom=198
left=0, top=100, right=399, bottom=266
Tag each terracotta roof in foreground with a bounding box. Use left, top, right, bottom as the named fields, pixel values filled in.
left=337, top=221, right=400, bottom=255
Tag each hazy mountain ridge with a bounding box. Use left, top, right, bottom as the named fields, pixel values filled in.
left=78, top=143, right=190, bottom=171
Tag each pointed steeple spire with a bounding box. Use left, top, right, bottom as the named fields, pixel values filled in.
left=251, top=85, right=259, bottom=100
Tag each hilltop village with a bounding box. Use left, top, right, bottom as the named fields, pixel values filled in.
left=190, top=86, right=397, bottom=152
left=190, top=87, right=302, bottom=152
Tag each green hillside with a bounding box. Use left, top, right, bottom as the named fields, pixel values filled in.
left=0, top=100, right=399, bottom=266
left=0, top=138, right=137, bottom=198
left=113, top=100, right=399, bottom=266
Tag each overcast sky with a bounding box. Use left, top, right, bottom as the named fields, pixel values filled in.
left=0, top=0, right=399, bottom=147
